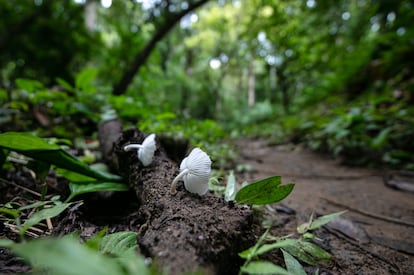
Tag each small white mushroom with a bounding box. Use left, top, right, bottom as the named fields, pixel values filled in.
left=170, top=147, right=212, bottom=195
left=123, top=134, right=156, bottom=166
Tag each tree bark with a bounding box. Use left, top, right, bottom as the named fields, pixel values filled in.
left=112, top=0, right=210, bottom=95
left=97, top=126, right=255, bottom=274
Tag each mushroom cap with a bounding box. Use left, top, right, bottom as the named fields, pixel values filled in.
left=138, top=134, right=156, bottom=166
left=180, top=148, right=211, bottom=195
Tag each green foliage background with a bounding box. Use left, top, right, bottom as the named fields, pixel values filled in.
left=1, top=0, right=413, bottom=169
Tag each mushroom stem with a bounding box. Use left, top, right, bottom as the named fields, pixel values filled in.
left=170, top=168, right=189, bottom=195
left=123, top=144, right=143, bottom=151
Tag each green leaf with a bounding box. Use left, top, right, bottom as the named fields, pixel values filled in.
left=67, top=182, right=129, bottom=202
left=100, top=231, right=138, bottom=256
left=99, top=232, right=150, bottom=275
left=299, top=241, right=331, bottom=260
left=282, top=241, right=317, bottom=266
left=0, top=132, right=61, bottom=151
left=282, top=249, right=306, bottom=275
left=56, top=77, right=74, bottom=92
left=75, top=68, right=97, bottom=93
left=0, top=207, right=19, bottom=218
left=225, top=170, right=237, bottom=201
left=10, top=237, right=124, bottom=275
left=84, top=227, right=108, bottom=251
left=0, top=132, right=122, bottom=182
left=239, top=227, right=271, bottom=260
left=15, top=78, right=44, bottom=93
left=235, top=176, right=294, bottom=205
left=239, top=239, right=296, bottom=259
left=0, top=238, right=15, bottom=248
left=21, top=203, right=71, bottom=234
left=308, top=211, right=347, bottom=231
left=241, top=260, right=291, bottom=275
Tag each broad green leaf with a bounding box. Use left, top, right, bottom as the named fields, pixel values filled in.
left=100, top=231, right=138, bottom=256
left=241, top=261, right=291, bottom=275
left=67, top=182, right=129, bottom=202
left=235, top=176, right=294, bottom=205
left=299, top=241, right=331, bottom=260
left=21, top=203, right=71, bottom=234
left=0, top=132, right=61, bottom=151
left=225, top=170, right=237, bottom=201
left=0, top=132, right=122, bottom=182
left=282, top=241, right=317, bottom=266
left=282, top=249, right=306, bottom=275
left=308, top=211, right=347, bottom=231
left=10, top=237, right=124, bottom=275
left=57, top=168, right=98, bottom=182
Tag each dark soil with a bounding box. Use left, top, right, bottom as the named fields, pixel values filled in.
left=1, top=137, right=414, bottom=274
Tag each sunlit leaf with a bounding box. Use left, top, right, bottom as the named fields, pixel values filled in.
left=224, top=170, right=237, bottom=201
left=235, top=176, right=294, bottom=205
left=282, top=249, right=306, bottom=275
left=240, top=260, right=291, bottom=275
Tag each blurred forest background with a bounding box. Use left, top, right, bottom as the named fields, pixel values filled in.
left=1, top=0, right=413, bottom=170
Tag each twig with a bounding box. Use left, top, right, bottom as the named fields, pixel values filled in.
left=321, top=197, right=414, bottom=227
left=46, top=218, right=53, bottom=231
left=0, top=178, right=41, bottom=197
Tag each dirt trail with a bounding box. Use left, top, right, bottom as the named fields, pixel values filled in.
left=236, top=138, right=414, bottom=274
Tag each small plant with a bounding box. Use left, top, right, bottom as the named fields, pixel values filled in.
left=239, top=211, right=346, bottom=275
left=0, top=196, right=74, bottom=240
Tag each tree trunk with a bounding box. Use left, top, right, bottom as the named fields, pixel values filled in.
left=247, top=56, right=255, bottom=108
left=111, top=0, right=210, bottom=95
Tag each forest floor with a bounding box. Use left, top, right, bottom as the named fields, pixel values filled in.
left=1, top=137, right=414, bottom=274
left=235, top=138, right=414, bottom=275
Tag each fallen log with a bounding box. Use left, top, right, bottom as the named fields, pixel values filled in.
left=100, top=126, right=254, bottom=274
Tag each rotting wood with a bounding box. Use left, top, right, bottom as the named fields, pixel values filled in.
left=101, top=128, right=255, bottom=275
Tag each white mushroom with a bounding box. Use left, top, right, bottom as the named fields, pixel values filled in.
left=123, top=134, right=156, bottom=166
left=170, top=147, right=212, bottom=195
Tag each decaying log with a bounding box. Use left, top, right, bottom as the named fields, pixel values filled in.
left=108, top=128, right=254, bottom=275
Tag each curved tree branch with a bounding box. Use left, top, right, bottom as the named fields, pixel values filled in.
left=112, top=0, right=209, bottom=95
